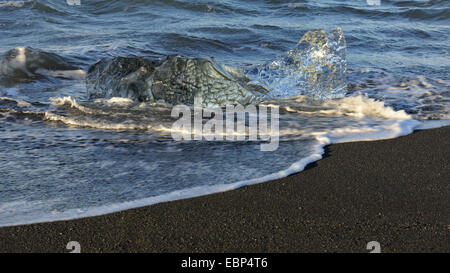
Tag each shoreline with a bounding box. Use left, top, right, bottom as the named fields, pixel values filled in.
left=0, top=126, right=448, bottom=252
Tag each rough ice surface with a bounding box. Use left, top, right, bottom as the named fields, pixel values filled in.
left=86, top=55, right=265, bottom=107
left=246, top=27, right=347, bottom=100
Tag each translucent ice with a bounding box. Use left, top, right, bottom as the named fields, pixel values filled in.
left=246, top=28, right=347, bottom=100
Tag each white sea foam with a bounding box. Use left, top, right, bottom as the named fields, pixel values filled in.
left=0, top=113, right=422, bottom=227
left=281, top=95, right=410, bottom=119
left=321, top=96, right=410, bottom=119
left=43, top=112, right=155, bottom=130
left=416, top=119, right=450, bottom=130
left=49, top=96, right=95, bottom=114
left=0, top=90, right=445, bottom=227
left=94, top=97, right=135, bottom=106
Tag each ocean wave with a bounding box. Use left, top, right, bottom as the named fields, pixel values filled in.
left=314, top=4, right=450, bottom=21
left=34, top=93, right=413, bottom=139
left=385, top=0, right=450, bottom=8
left=0, top=87, right=422, bottom=227
left=0, top=107, right=421, bottom=227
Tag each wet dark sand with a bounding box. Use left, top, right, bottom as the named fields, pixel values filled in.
left=0, top=126, right=449, bottom=253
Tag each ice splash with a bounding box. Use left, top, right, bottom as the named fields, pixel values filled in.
left=246, top=28, right=347, bottom=100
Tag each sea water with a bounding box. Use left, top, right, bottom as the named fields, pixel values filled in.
left=0, top=0, right=449, bottom=226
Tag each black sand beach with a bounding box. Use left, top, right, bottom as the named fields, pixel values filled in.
left=0, top=126, right=448, bottom=253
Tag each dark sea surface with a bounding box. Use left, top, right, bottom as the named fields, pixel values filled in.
left=0, top=0, right=449, bottom=226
